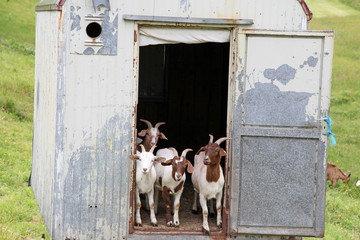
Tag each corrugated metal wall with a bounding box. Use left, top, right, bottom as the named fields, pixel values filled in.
left=31, top=10, right=59, bottom=236
left=126, top=0, right=308, bottom=30
left=50, top=1, right=135, bottom=238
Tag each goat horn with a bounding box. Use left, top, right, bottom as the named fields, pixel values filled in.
left=181, top=148, right=193, bottom=158
left=209, top=134, right=214, bottom=143
left=154, top=122, right=166, bottom=129
left=140, top=119, right=153, bottom=128
left=168, top=147, right=179, bottom=156
left=149, top=144, right=157, bottom=153
left=139, top=144, right=146, bottom=153
left=215, top=137, right=231, bottom=145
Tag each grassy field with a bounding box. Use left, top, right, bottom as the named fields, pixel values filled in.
left=0, top=0, right=359, bottom=239
left=305, top=0, right=360, bottom=239
left=0, top=0, right=47, bottom=239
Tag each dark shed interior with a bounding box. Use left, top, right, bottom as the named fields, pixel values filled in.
left=135, top=42, right=230, bottom=232
left=137, top=42, right=230, bottom=159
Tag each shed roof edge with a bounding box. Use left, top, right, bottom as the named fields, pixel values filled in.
left=298, top=0, right=313, bottom=21
left=35, top=0, right=313, bottom=21
left=35, top=0, right=65, bottom=11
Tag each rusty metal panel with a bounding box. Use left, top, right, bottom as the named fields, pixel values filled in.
left=31, top=10, right=60, bottom=237
left=228, top=29, right=333, bottom=237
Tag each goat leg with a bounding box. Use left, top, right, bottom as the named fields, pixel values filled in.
left=216, top=191, right=222, bottom=228
left=199, top=193, right=210, bottom=235
left=154, top=188, right=159, bottom=215
left=162, top=186, right=173, bottom=227
left=147, top=189, right=158, bottom=226
left=173, top=190, right=183, bottom=227
left=192, top=191, right=199, bottom=214
left=135, top=188, right=142, bottom=227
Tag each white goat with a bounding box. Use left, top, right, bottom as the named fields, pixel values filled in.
left=129, top=144, right=165, bottom=227
left=191, top=134, right=230, bottom=235
left=154, top=147, right=193, bottom=227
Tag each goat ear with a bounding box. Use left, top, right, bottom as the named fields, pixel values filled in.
left=219, top=148, right=227, bottom=157
left=138, top=129, right=147, bottom=137
left=159, top=132, right=168, bottom=140
left=196, top=147, right=206, bottom=155
left=129, top=155, right=139, bottom=160
left=186, top=160, right=194, bottom=174
left=161, top=159, right=173, bottom=166
left=155, top=157, right=165, bottom=163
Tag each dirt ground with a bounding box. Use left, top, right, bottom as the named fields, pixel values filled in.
left=133, top=180, right=224, bottom=234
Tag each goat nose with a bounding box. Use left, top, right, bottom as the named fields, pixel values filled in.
left=143, top=168, right=148, bottom=172
left=203, top=157, right=211, bottom=165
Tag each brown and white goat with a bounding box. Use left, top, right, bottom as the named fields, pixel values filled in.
left=129, top=144, right=165, bottom=227
left=154, top=147, right=194, bottom=227
left=137, top=119, right=168, bottom=152
left=191, top=134, right=230, bottom=235
left=327, top=163, right=351, bottom=188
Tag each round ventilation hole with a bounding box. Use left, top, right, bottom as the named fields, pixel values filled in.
left=86, top=22, right=102, bottom=38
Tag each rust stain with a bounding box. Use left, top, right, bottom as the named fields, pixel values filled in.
left=133, top=58, right=137, bottom=72
left=298, top=0, right=313, bottom=20
left=57, top=0, right=66, bottom=11
left=134, top=30, right=137, bottom=43
left=58, top=11, right=63, bottom=32
left=129, top=104, right=137, bottom=234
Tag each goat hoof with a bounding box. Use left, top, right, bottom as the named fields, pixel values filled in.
left=174, top=221, right=180, bottom=227
left=202, top=227, right=210, bottom=235
left=135, top=223, right=142, bottom=227
left=217, top=223, right=222, bottom=229
left=166, top=221, right=173, bottom=227
left=209, top=213, right=215, bottom=219
left=151, top=223, right=158, bottom=227
left=192, top=209, right=199, bottom=214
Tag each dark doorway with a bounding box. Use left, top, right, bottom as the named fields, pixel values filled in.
left=137, top=42, right=229, bottom=157
left=136, top=42, right=230, bottom=232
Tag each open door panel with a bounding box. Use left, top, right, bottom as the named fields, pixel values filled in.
left=228, top=29, right=334, bottom=237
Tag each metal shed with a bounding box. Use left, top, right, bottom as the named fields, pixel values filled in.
left=31, top=0, right=334, bottom=239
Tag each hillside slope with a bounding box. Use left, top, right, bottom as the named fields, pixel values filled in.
left=0, top=0, right=359, bottom=239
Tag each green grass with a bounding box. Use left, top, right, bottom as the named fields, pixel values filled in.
left=339, top=0, right=360, bottom=11
left=305, top=0, right=360, bottom=239
left=308, top=0, right=360, bottom=18
left=0, top=0, right=36, bottom=122
left=0, top=0, right=36, bottom=45
left=0, top=0, right=48, bottom=239
left=0, top=0, right=359, bottom=239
